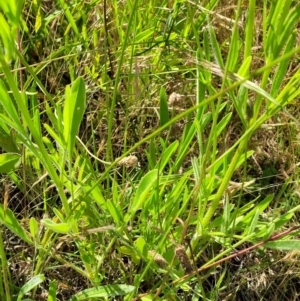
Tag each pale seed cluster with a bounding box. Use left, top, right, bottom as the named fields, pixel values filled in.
left=117, top=155, right=139, bottom=168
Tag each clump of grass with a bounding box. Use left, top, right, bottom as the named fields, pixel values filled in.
left=0, top=0, right=299, bottom=300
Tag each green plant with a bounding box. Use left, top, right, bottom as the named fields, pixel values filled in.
left=0, top=0, right=299, bottom=300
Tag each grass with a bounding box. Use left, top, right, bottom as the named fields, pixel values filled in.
left=0, top=0, right=300, bottom=300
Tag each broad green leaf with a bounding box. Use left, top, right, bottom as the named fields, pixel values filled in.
left=119, top=246, right=141, bottom=264
left=0, top=125, right=19, bottom=153
left=41, top=218, right=71, bottom=234
left=265, top=240, right=300, bottom=251
left=17, top=274, right=45, bottom=301
left=126, top=169, right=158, bottom=222
left=0, top=204, right=33, bottom=244
left=134, top=237, right=148, bottom=258
left=69, top=285, right=135, bottom=300
left=48, top=280, right=57, bottom=301
left=63, top=77, right=86, bottom=158
left=159, top=87, right=169, bottom=127
left=0, top=153, right=20, bottom=173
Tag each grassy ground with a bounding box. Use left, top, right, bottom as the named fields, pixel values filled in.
left=0, top=0, right=300, bottom=300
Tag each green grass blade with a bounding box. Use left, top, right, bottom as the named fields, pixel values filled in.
left=69, top=285, right=135, bottom=300
left=0, top=14, right=16, bottom=62
left=159, top=86, right=169, bottom=126
left=157, top=140, right=178, bottom=171
left=125, top=169, right=158, bottom=223
left=29, top=217, right=40, bottom=245
left=47, top=280, right=57, bottom=301
left=56, top=0, right=79, bottom=38
left=226, top=25, right=239, bottom=72
left=41, top=218, right=72, bottom=234
left=0, top=80, right=23, bottom=130
left=63, top=77, right=86, bottom=159
left=244, top=0, right=256, bottom=59
left=17, top=274, right=45, bottom=301
left=206, top=15, right=224, bottom=68
left=265, top=240, right=300, bottom=251
left=0, top=204, right=33, bottom=244
left=270, top=30, right=297, bottom=97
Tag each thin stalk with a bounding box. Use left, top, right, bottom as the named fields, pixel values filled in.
left=0, top=229, right=11, bottom=301
left=202, top=134, right=250, bottom=227
left=106, top=0, right=139, bottom=160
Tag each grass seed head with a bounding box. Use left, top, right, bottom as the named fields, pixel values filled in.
left=148, top=250, right=168, bottom=268
left=175, top=245, right=193, bottom=274
left=168, top=92, right=182, bottom=108
left=117, top=155, right=139, bottom=168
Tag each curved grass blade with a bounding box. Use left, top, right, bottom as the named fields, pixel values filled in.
left=17, top=274, right=45, bottom=301
left=41, top=218, right=72, bottom=234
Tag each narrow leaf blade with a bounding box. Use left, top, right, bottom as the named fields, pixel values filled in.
left=69, top=285, right=135, bottom=300
left=63, top=77, right=86, bottom=157
left=17, top=274, right=45, bottom=301
left=159, top=87, right=169, bottom=127
left=0, top=204, right=33, bottom=244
